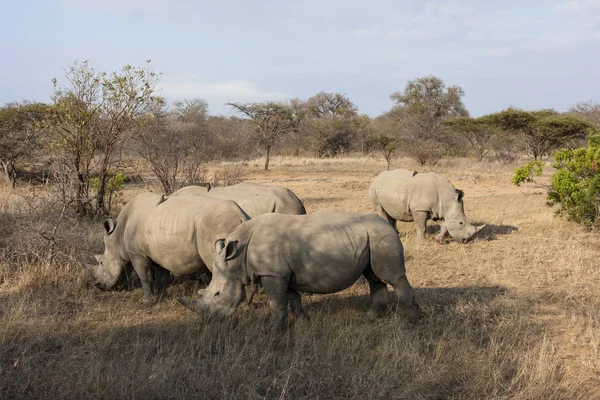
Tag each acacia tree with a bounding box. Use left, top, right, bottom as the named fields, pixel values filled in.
left=570, top=101, right=600, bottom=130
left=95, top=62, right=162, bottom=214
left=442, top=117, right=497, bottom=161
left=48, top=70, right=102, bottom=216
left=48, top=60, right=162, bottom=216
left=365, top=134, right=399, bottom=170
left=227, top=101, right=302, bottom=170
left=303, top=92, right=367, bottom=157
left=0, top=102, right=50, bottom=188
left=484, top=108, right=595, bottom=160
left=388, top=76, right=469, bottom=164
left=390, top=76, right=468, bottom=129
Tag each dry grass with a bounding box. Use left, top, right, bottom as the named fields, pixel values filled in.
left=1, top=156, right=599, bottom=399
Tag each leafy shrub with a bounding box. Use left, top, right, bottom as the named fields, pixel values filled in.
left=402, top=138, right=445, bottom=166
left=512, top=161, right=544, bottom=186
left=90, top=172, right=126, bottom=215
left=514, top=135, right=600, bottom=230
left=364, top=134, right=399, bottom=170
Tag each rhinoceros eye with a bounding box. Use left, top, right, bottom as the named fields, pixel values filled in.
left=214, top=292, right=220, bottom=297
left=459, top=222, right=464, bottom=225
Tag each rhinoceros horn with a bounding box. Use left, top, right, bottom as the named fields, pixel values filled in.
left=177, top=297, right=205, bottom=313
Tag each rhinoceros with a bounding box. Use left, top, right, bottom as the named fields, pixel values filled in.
left=172, top=182, right=306, bottom=217
left=89, top=190, right=249, bottom=302
left=178, top=211, right=422, bottom=330
left=368, top=168, right=484, bottom=241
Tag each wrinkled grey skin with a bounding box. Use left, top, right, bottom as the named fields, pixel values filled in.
left=178, top=212, right=422, bottom=331
left=90, top=190, right=249, bottom=302
left=172, top=182, right=306, bottom=218
left=369, top=169, right=485, bottom=242
left=173, top=182, right=306, bottom=302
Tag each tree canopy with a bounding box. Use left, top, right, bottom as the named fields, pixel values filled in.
left=442, top=116, right=498, bottom=161
left=46, top=60, right=162, bottom=216
left=0, top=101, right=51, bottom=188
left=228, top=101, right=303, bottom=170
left=484, top=108, right=596, bottom=159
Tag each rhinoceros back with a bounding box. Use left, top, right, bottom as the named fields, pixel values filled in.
left=145, top=194, right=249, bottom=275
left=208, top=182, right=306, bottom=217
left=237, top=212, right=403, bottom=294
left=370, top=169, right=421, bottom=220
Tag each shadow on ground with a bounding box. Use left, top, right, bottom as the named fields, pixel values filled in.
left=416, top=223, right=518, bottom=242
left=302, top=285, right=507, bottom=317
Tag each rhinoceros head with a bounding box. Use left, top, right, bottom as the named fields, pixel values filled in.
left=178, top=239, right=245, bottom=317
left=444, top=190, right=485, bottom=241
left=88, top=218, right=128, bottom=289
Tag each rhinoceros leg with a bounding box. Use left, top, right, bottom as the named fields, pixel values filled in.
left=288, top=290, right=306, bottom=319
left=363, top=266, right=391, bottom=320
left=374, top=204, right=398, bottom=232
left=151, top=264, right=170, bottom=299
left=390, top=275, right=423, bottom=323
left=368, top=247, right=423, bottom=323
left=413, top=211, right=429, bottom=240
left=244, top=283, right=260, bottom=307
left=131, top=255, right=163, bottom=303
left=261, top=276, right=289, bottom=331
left=435, top=222, right=448, bottom=242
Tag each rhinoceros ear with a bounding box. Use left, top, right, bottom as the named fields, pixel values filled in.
left=224, top=240, right=239, bottom=261
left=455, top=189, right=465, bottom=201
left=103, top=219, right=116, bottom=234
left=215, top=239, right=226, bottom=253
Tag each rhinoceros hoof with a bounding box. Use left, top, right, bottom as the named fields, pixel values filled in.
left=141, top=297, right=155, bottom=305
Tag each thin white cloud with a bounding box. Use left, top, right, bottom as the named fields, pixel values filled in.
left=554, top=0, right=600, bottom=11
left=159, top=80, right=291, bottom=106
left=354, top=27, right=384, bottom=38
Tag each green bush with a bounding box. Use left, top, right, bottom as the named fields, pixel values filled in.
left=90, top=172, right=126, bottom=215
left=514, top=135, right=600, bottom=230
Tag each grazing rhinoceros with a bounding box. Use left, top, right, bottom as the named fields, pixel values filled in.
left=177, top=212, right=422, bottom=330
left=89, top=190, right=249, bottom=302
left=172, top=182, right=306, bottom=217
left=368, top=168, right=485, bottom=242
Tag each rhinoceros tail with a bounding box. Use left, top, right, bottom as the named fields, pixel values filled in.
left=412, top=170, right=418, bottom=177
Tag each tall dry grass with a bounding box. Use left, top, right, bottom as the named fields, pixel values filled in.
left=1, top=155, right=599, bottom=399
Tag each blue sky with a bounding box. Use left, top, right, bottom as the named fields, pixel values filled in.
left=1, top=0, right=599, bottom=117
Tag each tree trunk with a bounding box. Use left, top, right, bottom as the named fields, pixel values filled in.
left=1, top=161, right=15, bottom=189
left=96, top=168, right=108, bottom=216
left=76, top=170, right=87, bottom=216
left=476, top=150, right=485, bottom=162
left=264, top=145, right=271, bottom=171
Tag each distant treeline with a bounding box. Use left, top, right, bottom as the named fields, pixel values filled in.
left=1, top=60, right=599, bottom=218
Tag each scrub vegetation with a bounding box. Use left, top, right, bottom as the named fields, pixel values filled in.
left=1, top=157, right=600, bottom=399
left=1, top=60, right=599, bottom=399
